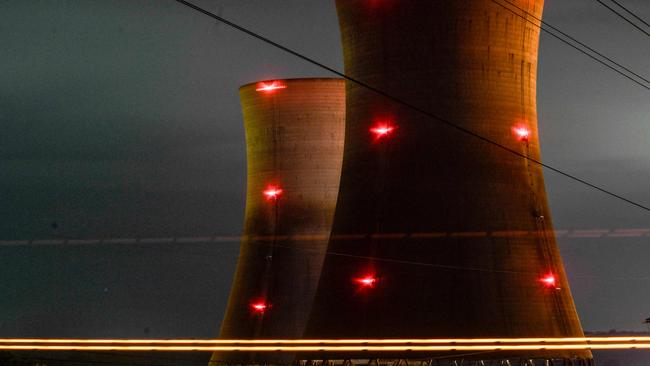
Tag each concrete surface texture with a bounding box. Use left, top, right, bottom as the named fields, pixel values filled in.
left=304, top=0, right=591, bottom=361
left=214, top=78, right=346, bottom=364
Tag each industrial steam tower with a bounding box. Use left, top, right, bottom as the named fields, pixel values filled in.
left=215, top=1, right=592, bottom=365
left=303, top=0, right=592, bottom=364
left=213, top=78, right=345, bottom=365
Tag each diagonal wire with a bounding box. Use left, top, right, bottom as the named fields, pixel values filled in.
left=172, top=0, right=650, bottom=212
left=595, top=0, right=650, bottom=36
left=610, top=0, right=650, bottom=27
left=493, top=0, right=650, bottom=88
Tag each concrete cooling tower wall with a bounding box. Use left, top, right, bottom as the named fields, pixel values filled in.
left=213, top=78, right=345, bottom=365
left=304, top=0, right=591, bottom=362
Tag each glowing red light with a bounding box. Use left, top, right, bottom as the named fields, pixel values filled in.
left=251, top=302, right=267, bottom=314
left=540, top=273, right=557, bottom=288
left=513, top=126, right=530, bottom=141
left=370, top=123, right=395, bottom=139
left=263, top=186, right=283, bottom=200
left=354, top=275, right=377, bottom=288
left=255, top=81, right=287, bottom=92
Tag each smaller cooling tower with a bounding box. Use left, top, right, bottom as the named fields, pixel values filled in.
left=211, top=78, right=346, bottom=365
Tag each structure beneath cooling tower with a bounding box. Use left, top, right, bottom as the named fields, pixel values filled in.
left=303, top=0, right=593, bottom=364
left=212, top=78, right=345, bottom=365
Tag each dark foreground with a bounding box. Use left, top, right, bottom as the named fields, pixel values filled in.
left=2, top=351, right=650, bottom=366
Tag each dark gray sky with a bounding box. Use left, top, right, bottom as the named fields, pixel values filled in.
left=0, top=0, right=648, bottom=339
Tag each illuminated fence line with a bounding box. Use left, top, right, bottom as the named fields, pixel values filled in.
left=2, top=228, right=650, bottom=246
left=2, top=338, right=650, bottom=352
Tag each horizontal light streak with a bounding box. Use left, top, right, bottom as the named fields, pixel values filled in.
left=3, top=228, right=650, bottom=246
left=2, top=337, right=650, bottom=343
left=2, top=344, right=650, bottom=352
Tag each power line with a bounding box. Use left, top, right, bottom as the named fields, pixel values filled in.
left=171, top=0, right=650, bottom=213
left=1, top=2, right=633, bottom=282
left=5, top=234, right=650, bottom=280
left=595, top=0, right=650, bottom=36
left=257, top=240, right=650, bottom=281
left=609, top=0, right=650, bottom=27
left=492, top=0, right=650, bottom=88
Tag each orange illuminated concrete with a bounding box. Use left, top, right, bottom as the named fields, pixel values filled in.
left=213, top=78, right=345, bottom=365
left=305, top=0, right=591, bottom=362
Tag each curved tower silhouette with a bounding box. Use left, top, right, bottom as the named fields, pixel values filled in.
left=213, top=78, right=345, bottom=364
left=304, top=0, right=591, bottom=362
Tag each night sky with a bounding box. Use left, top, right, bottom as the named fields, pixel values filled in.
left=1, top=0, right=649, bottom=341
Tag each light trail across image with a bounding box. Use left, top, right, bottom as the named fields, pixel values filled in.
left=2, top=338, right=650, bottom=351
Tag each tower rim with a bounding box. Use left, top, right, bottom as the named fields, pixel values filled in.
left=239, top=77, right=344, bottom=91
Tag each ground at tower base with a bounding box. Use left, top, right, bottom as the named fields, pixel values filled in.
left=4, top=350, right=650, bottom=366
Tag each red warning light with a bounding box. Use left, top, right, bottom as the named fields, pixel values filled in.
left=354, top=275, right=377, bottom=288
left=370, top=123, right=395, bottom=139
left=251, top=302, right=268, bottom=314
left=255, top=81, right=287, bottom=93
left=540, top=273, right=557, bottom=288
left=513, top=126, right=530, bottom=142
left=263, top=186, right=283, bottom=200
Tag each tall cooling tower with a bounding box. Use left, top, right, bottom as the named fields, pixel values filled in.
left=304, top=0, right=591, bottom=362
left=212, top=78, right=345, bottom=365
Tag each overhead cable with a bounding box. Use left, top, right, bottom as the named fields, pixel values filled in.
left=609, top=0, right=650, bottom=27
left=492, top=0, right=650, bottom=88
left=172, top=0, right=650, bottom=213
left=594, top=0, right=650, bottom=36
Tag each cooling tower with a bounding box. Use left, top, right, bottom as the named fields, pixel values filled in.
left=212, top=78, right=345, bottom=365
left=304, top=0, right=592, bottom=362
